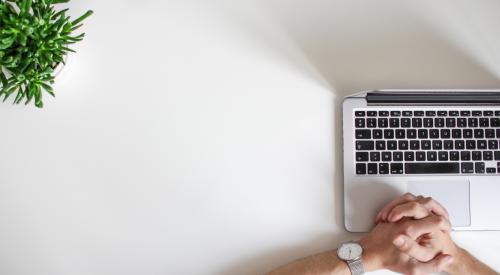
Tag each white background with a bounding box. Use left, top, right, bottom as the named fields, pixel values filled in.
left=1, top=1, right=500, bottom=274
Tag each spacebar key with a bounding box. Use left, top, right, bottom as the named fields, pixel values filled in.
left=405, top=163, right=460, bottom=174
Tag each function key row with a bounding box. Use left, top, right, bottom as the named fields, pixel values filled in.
left=356, top=128, right=500, bottom=140
left=355, top=110, right=500, bottom=117
left=355, top=117, right=500, bottom=128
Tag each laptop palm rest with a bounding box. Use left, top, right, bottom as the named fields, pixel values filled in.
left=408, top=180, right=470, bottom=227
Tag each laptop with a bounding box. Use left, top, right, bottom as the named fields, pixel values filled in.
left=342, top=90, right=500, bottom=232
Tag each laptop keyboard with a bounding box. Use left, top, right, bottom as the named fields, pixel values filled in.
left=354, top=109, right=500, bottom=175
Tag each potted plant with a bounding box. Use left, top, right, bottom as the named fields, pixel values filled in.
left=0, top=0, right=92, bottom=108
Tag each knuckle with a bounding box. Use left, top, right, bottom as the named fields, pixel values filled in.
left=403, top=192, right=415, bottom=200
left=409, top=201, right=420, bottom=211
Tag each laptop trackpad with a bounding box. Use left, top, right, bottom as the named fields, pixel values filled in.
left=408, top=180, right=470, bottom=227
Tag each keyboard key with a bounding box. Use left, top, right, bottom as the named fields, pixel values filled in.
left=390, top=163, right=404, bottom=174
left=463, top=129, right=473, bottom=139
left=389, top=118, right=400, bottom=128
left=376, top=141, right=386, bottom=150
left=435, top=118, right=445, bottom=128
left=475, top=162, right=485, bottom=173
left=427, top=151, right=437, bottom=161
left=370, top=152, right=381, bottom=161
left=410, top=140, right=420, bottom=150
left=406, top=163, right=459, bottom=174
left=378, top=111, right=389, bottom=117
left=460, top=110, right=471, bottom=116
left=355, top=118, right=365, bottom=128
left=390, top=111, right=401, bottom=116
left=479, top=118, right=489, bottom=127
left=367, top=118, right=377, bottom=128
left=497, top=129, right=500, bottom=138
left=387, top=140, right=397, bottom=150
left=446, top=118, right=456, bottom=127
left=461, top=151, right=471, bottom=160
left=393, top=152, right=403, bottom=161
left=485, top=129, right=495, bottom=138
left=474, top=129, right=484, bottom=138
left=424, top=118, right=433, bottom=127
left=450, top=151, right=460, bottom=160
left=432, top=140, right=442, bottom=150
left=488, top=140, right=498, bottom=149
left=484, top=111, right=494, bottom=116
left=356, top=141, right=374, bottom=150
left=491, top=118, right=500, bottom=127
left=367, top=163, right=378, bottom=174
left=378, top=118, right=388, bottom=128
left=472, top=111, right=482, bottom=116
left=395, top=129, right=405, bottom=139
left=437, top=111, right=447, bottom=116
left=495, top=111, right=500, bottom=116
left=455, top=140, right=465, bottom=150
left=401, top=118, right=411, bottom=128
left=384, top=129, right=394, bottom=139
left=483, top=151, right=493, bottom=161
left=414, top=111, right=424, bottom=116
left=412, top=118, right=422, bottom=128
left=438, top=151, right=448, bottom=161
left=416, top=151, right=426, bottom=161
left=421, top=140, right=431, bottom=150
left=356, top=152, right=369, bottom=161
left=402, top=111, right=412, bottom=116
left=457, top=118, right=467, bottom=127
left=373, top=129, right=383, bottom=139
left=468, top=118, right=478, bottom=127
left=452, top=129, right=462, bottom=138
left=441, top=129, right=450, bottom=139
left=405, top=151, right=415, bottom=161
left=355, top=111, right=366, bottom=117
left=443, top=140, right=453, bottom=150
left=379, top=163, right=389, bottom=174
left=418, top=129, right=428, bottom=139
left=367, top=111, right=377, bottom=116
left=449, top=110, right=459, bottom=116
left=429, top=129, right=440, bottom=139
left=425, top=111, right=436, bottom=116
left=356, top=163, right=366, bottom=174
left=355, top=130, right=371, bottom=139
left=407, top=129, right=417, bottom=139
left=495, top=151, right=500, bottom=160
left=398, top=140, right=409, bottom=150
left=466, top=140, right=476, bottom=149
left=487, top=167, right=496, bottom=174
left=477, top=140, right=487, bottom=149
left=382, top=152, right=392, bottom=161
left=472, top=151, right=482, bottom=161
left=461, top=162, right=474, bottom=173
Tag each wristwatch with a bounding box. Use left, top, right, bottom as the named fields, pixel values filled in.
left=336, top=241, right=364, bottom=275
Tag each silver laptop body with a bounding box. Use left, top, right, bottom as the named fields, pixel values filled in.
left=343, top=89, right=500, bottom=232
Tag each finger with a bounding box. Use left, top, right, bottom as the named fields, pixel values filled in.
left=392, top=234, right=436, bottom=262
left=403, top=215, right=452, bottom=239
left=418, top=197, right=450, bottom=220
left=376, top=192, right=416, bottom=223
left=387, top=201, right=430, bottom=222
left=409, top=253, right=454, bottom=275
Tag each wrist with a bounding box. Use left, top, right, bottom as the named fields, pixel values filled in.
left=444, top=245, right=467, bottom=274
left=358, top=237, right=383, bottom=272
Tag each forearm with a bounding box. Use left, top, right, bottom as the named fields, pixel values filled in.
left=446, top=247, right=499, bottom=275
left=266, top=250, right=350, bottom=275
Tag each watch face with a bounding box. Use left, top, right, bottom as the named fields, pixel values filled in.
left=337, top=242, right=363, bottom=261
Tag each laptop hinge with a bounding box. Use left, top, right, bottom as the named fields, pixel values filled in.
left=366, top=92, right=500, bottom=106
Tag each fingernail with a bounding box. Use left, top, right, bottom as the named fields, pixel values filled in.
left=393, top=236, right=405, bottom=246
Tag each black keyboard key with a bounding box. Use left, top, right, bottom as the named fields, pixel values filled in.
left=479, top=118, right=489, bottom=127
left=463, top=129, right=473, bottom=139
left=495, top=111, right=500, bottom=116
left=378, top=111, right=389, bottom=117
left=376, top=141, right=386, bottom=150
left=418, top=129, right=428, bottom=139
left=384, top=129, right=394, bottom=139
left=475, top=162, right=485, bottom=174
left=373, top=129, right=383, bottom=139
left=356, top=163, right=366, bottom=174
left=355, top=130, right=371, bottom=139
left=461, top=151, right=471, bottom=160
left=401, top=118, right=411, bottom=128
left=441, top=129, right=450, bottom=139
left=414, top=111, right=424, bottom=116
left=390, top=163, right=404, bottom=174
left=356, top=141, right=374, bottom=150
left=483, top=151, right=493, bottom=161
left=395, top=129, right=405, bottom=139
left=477, top=140, right=487, bottom=149
left=410, top=140, right=420, bottom=150
left=487, top=167, right=496, bottom=174
left=443, top=140, right=453, bottom=150
left=412, top=118, right=422, bottom=128
left=452, top=129, right=462, bottom=138
left=425, top=111, right=436, bottom=116
left=457, top=118, right=467, bottom=127
left=484, top=111, right=494, bottom=116
left=405, top=151, right=415, bottom=161
left=356, top=152, right=369, bottom=161
left=491, top=118, right=500, bottom=127
left=438, top=151, right=448, bottom=161
left=407, top=129, right=417, bottom=139
left=367, top=163, right=378, bottom=174
left=379, top=163, right=389, bottom=174
left=367, top=118, right=377, bottom=128
left=455, top=140, right=465, bottom=150
left=382, top=152, right=392, bottom=161
left=402, top=111, right=412, bottom=116
left=393, top=151, right=403, bottom=161
left=390, top=118, right=400, bottom=128
left=449, top=110, right=459, bottom=116
left=485, top=129, right=495, bottom=138
left=437, top=111, right=447, bottom=116
left=390, top=111, right=401, bottom=116
left=421, top=140, right=431, bottom=150
left=497, top=129, right=500, bottom=138
left=429, top=129, right=440, bottom=139
left=468, top=118, right=478, bottom=127
left=472, top=111, right=482, bottom=116
left=489, top=140, right=498, bottom=149
left=367, top=111, right=377, bottom=116
left=370, top=152, right=381, bottom=161
left=416, top=151, right=426, bottom=161
left=355, top=111, right=366, bottom=117
left=461, top=162, right=474, bottom=173
left=355, top=118, right=365, bottom=128
left=427, top=151, right=437, bottom=161
left=406, top=163, right=460, bottom=174
left=378, top=118, right=388, bottom=128
left=450, top=151, right=460, bottom=160
left=435, top=118, right=445, bottom=128
left=432, top=140, right=442, bottom=150
left=495, top=151, right=500, bottom=160
left=446, top=118, right=456, bottom=127
left=424, top=118, right=433, bottom=127
left=387, top=140, right=397, bottom=150
left=466, top=140, right=476, bottom=149
left=472, top=151, right=482, bottom=161
left=474, top=129, right=484, bottom=138
left=398, top=140, right=409, bottom=150
left=460, top=110, right=471, bottom=116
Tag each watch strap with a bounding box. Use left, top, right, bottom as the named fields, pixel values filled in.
left=347, top=258, right=364, bottom=275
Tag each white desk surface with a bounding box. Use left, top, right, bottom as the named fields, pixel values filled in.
left=1, top=1, right=500, bottom=274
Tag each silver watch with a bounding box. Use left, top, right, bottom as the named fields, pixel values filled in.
left=336, top=241, right=364, bottom=275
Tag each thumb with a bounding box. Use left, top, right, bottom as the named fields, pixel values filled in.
left=410, top=254, right=454, bottom=274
